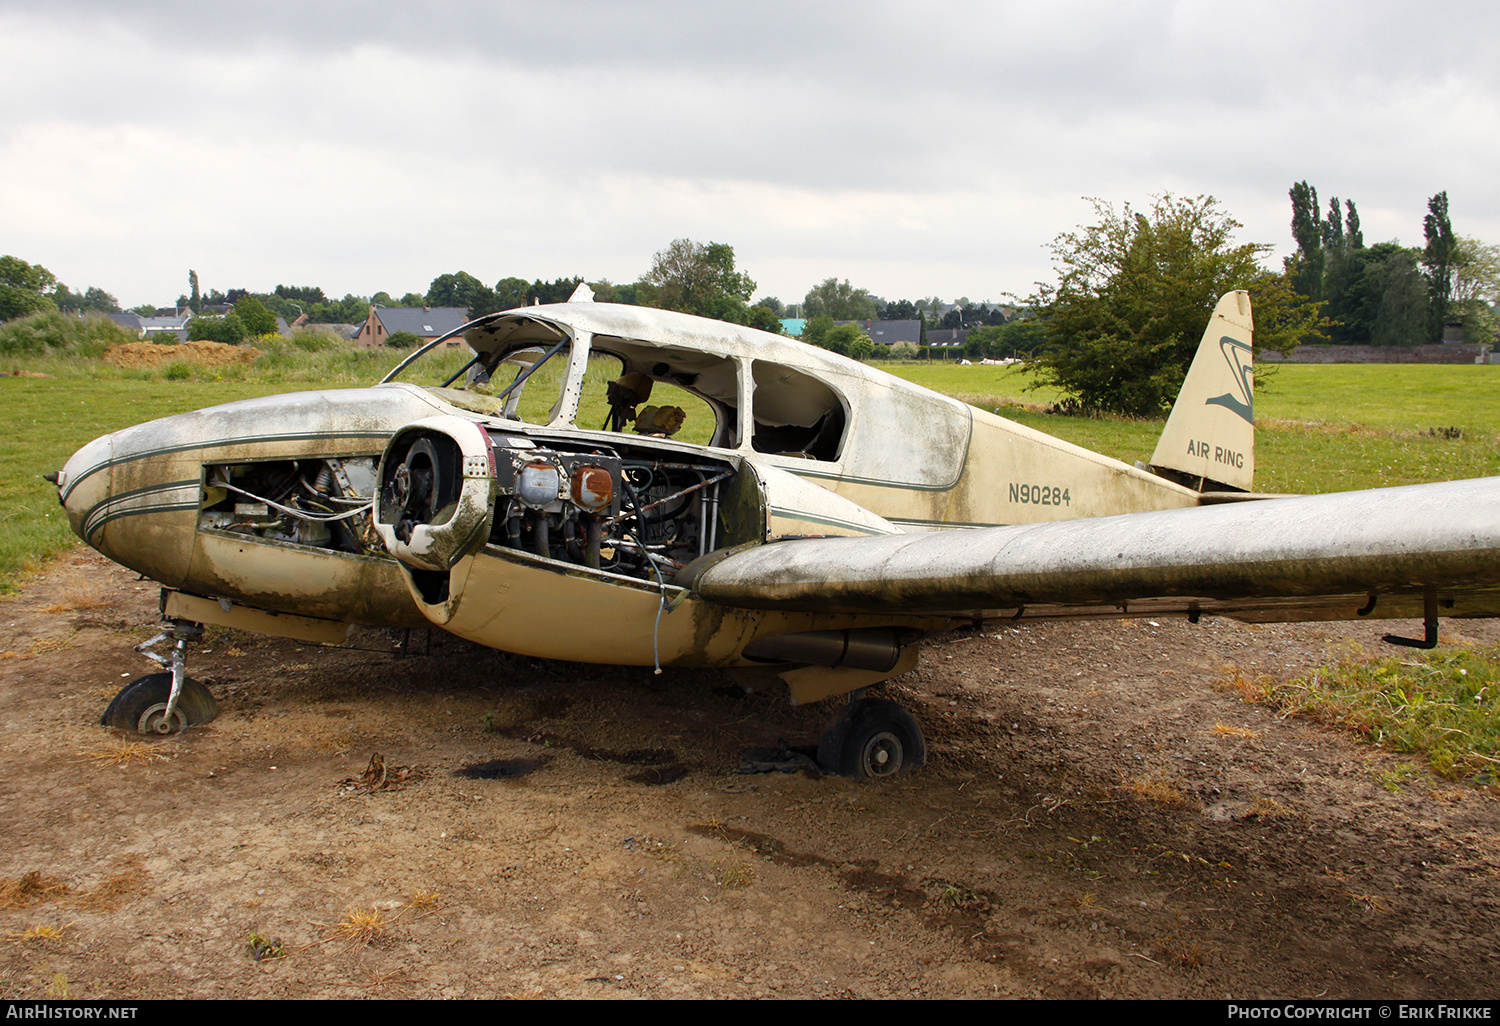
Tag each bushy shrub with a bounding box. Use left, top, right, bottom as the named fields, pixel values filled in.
left=0, top=310, right=137, bottom=357
left=187, top=314, right=245, bottom=345
left=289, top=325, right=340, bottom=351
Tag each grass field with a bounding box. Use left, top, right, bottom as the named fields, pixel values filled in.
left=887, top=361, right=1500, bottom=494
left=4, top=348, right=1499, bottom=591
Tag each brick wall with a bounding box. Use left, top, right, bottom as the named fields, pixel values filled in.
left=1260, top=344, right=1492, bottom=365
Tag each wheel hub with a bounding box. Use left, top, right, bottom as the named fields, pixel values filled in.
left=137, top=703, right=188, bottom=736
left=860, top=731, right=904, bottom=777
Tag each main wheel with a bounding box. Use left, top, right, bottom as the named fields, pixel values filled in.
left=817, top=698, right=926, bottom=779
left=100, top=673, right=218, bottom=736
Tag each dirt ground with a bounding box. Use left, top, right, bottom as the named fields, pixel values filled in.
left=102, top=339, right=262, bottom=369
left=1, top=549, right=1498, bottom=1000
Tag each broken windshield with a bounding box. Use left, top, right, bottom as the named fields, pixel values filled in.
left=380, top=316, right=577, bottom=425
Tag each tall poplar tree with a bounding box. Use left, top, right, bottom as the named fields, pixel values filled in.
left=1423, top=191, right=1456, bottom=342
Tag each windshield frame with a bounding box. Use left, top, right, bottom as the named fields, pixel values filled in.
left=378, top=311, right=503, bottom=385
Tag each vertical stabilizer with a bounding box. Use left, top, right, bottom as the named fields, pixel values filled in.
left=1149, top=291, right=1255, bottom=492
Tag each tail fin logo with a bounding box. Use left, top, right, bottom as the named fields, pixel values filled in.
left=1205, top=336, right=1254, bottom=424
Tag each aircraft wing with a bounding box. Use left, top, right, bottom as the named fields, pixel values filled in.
left=681, top=477, right=1500, bottom=626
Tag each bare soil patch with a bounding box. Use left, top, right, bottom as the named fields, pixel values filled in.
left=102, top=340, right=262, bottom=370
left=1, top=550, right=1497, bottom=999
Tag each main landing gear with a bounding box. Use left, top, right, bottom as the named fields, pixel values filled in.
left=818, top=695, right=926, bottom=779
left=100, top=619, right=218, bottom=736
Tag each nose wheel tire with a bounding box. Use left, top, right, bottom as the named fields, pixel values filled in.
left=818, top=698, right=926, bottom=779
left=100, top=672, right=218, bottom=736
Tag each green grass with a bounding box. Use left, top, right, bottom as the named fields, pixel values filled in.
left=0, top=377, right=305, bottom=589
left=1256, top=364, right=1500, bottom=431
left=1245, top=646, right=1500, bottom=784
left=882, top=360, right=1500, bottom=493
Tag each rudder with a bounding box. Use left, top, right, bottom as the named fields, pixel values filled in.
left=1149, top=291, right=1255, bottom=492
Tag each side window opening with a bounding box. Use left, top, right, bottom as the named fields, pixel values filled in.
left=587, top=337, right=739, bottom=449
left=751, top=361, right=846, bottom=461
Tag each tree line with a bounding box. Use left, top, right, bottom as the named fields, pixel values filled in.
left=5, top=184, right=1496, bottom=412
left=1287, top=183, right=1497, bottom=347
left=1023, top=186, right=1498, bottom=416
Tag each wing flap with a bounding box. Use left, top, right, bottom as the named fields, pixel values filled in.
left=683, top=478, right=1500, bottom=621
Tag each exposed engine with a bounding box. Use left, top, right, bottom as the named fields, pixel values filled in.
left=378, top=427, right=735, bottom=584
left=490, top=436, right=729, bottom=582
left=199, top=457, right=381, bottom=554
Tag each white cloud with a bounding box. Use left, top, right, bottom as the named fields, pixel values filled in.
left=3, top=1, right=1499, bottom=306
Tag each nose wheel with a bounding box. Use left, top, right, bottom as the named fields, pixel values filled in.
left=818, top=697, right=926, bottom=778
left=101, top=672, right=218, bottom=735
left=100, top=617, right=219, bottom=736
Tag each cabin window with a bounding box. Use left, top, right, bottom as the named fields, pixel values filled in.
left=750, top=361, right=846, bottom=461
left=585, top=336, right=739, bottom=449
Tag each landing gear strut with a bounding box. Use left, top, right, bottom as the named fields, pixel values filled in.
left=818, top=697, right=926, bottom=778
left=100, top=618, right=218, bottom=736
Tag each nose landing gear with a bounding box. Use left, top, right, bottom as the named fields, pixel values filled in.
left=100, top=618, right=219, bottom=736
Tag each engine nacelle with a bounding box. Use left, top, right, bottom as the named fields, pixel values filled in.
left=375, top=417, right=496, bottom=572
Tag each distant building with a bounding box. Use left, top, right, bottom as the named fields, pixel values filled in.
left=846, top=319, right=921, bottom=347
left=136, top=311, right=193, bottom=341
left=780, top=318, right=922, bottom=346
left=105, top=312, right=144, bottom=336
left=925, top=327, right=970, bottom=352
left=354, top=306, right=469, bottom=347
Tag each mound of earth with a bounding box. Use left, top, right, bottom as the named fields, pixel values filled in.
left=103, top=339, right=263, bottom=369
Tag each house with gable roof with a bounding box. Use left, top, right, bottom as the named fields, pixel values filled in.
left=353, top=305, right=470, bottom=347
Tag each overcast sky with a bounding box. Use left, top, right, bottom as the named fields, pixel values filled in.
left=2, top=0, right=1497, bottom=310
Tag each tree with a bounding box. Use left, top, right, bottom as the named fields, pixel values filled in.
left=1361, top=244, right=1428, bottom=346
left=966, top=319, right=1048, bottom=359
left=1287, top=182, right=1367, bottom=341
left=1031, top=194, right=1321, bottom=416
left=802, top=278, right=877, bottom=320
left=188, top=269, right=201, bottom=314
left=275, top=285, right=328, bottom=306
left=1284, top=180, right=1320, bottom=298
left=232, top=296, right=278, bottom=336
left=494, top=277, right=531, bottom=310
left=51, top=283, right=119, bottom=314
left=641, top=239, right=755, bottom=321
left=800, top=318, right=872, bottom=359
left=427, top=271, right=496, bottom=316
left=1423, top=191, right=1457, bottom=342
left=744, top=304, right=784, bottom=335
left=527, top=277, right=585, bottom=306
left=1451, top=236, right=1500, bottom=344
left=880, top=298, right=919, bottom=320
left=187, top=313, right=246, bottom=345
left=798, top=315, right=835, bottom=350
left=0, top=255, right=59, bottom=321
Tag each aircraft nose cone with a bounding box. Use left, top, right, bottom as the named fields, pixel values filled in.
left=55, top=422, right=201, bottom=589
left=56, top=433, right=114, bottom=546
